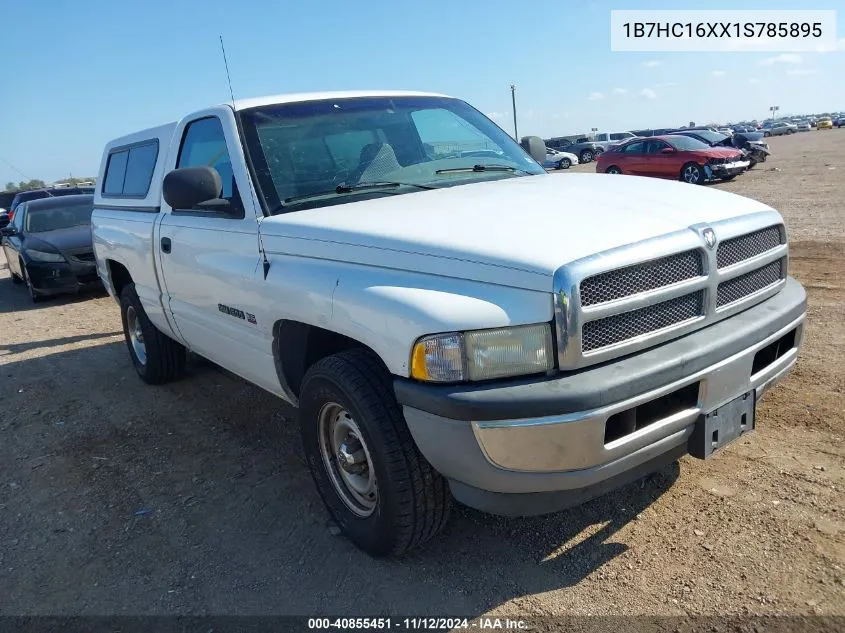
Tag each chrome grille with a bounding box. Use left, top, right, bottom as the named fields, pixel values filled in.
left=582, top=291, right=705, bottom=352
left=579, top=249, right=703, bottom=306
left=717, top=258, right=785, bottom=308
left=717, top=225, right=784, bottom=268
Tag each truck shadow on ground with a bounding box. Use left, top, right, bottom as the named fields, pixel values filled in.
left=0, top=341, right=679, bottom=615
left=0, top=273, right=108, bottom=314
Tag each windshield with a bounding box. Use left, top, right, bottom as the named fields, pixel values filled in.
left=687, top=130, right=728, bottom=144
left=239, top=96, right=545, bottom=212
left=664, top=136, right=711, bottom=151
left=24, top=202, right=93, bottom=232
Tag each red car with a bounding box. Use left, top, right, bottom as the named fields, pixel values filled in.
left=595, top=135, right=749, bottom=184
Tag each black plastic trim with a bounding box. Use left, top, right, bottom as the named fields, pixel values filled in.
left=94, top=204, right=160, bottom=213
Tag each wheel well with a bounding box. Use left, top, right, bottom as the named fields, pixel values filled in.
left=273, top=320, right=371, bottom=398
left=107, top=260, right=132, bottom=297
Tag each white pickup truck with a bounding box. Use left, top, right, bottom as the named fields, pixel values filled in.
left=92, top=90, right=806, bottom=556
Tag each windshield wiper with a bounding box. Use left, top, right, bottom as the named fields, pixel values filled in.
left=275, top=181, right=437, bottom=210
left=435, top=164, right=526, bottom=174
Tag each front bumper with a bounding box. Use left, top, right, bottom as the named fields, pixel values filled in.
left=26, top=260, right=102, bottom=296
left=396, top=278, right=806, bottom=516
left=706, top=160, right=750, bottom=179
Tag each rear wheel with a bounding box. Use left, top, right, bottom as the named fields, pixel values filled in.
left=299, top=348, right=451, bottom=557
left=557, top=158, right=571, bottom=169
left=681, top=162, right=705, bottom=185
left=605, top=166, right=622, bottom=174
left=580, top=149, right=593, bottom=163
left=119, top=283, right=186, bottom=384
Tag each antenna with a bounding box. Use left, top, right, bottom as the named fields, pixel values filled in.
left=218, top=35, right=270, bottom=279
left=219, top=35, right=236, bottom=109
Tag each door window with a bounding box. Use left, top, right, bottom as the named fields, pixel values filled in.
left=177, top=117, right=236, bottom=200
left=621, top=141, right=645, bottom=153
left=645, top=140, right=670, bottom=154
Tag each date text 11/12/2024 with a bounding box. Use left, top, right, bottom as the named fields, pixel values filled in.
left=307, top=617, right=529, bottom=630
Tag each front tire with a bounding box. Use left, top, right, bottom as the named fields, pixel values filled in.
left=558, top=158, right=571, bottom=169
left=22, top=265, right=41, bottom=303
left=605, top=166, right=622, bottom=174
left=681, top=162, right=705, bottom=185
left=119, top=283, right=186, bottom=384
left=300, top=349, right=451, bottom=557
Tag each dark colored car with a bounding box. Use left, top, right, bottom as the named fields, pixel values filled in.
left=544, top=137, right=604, bottom=163
left=595, top=135, right=748, bottom=184
left=7, top=186, right=95, bottom=223
left=0, top=194, right=100, bottom=302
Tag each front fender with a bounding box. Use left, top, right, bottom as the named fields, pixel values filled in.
left=330, top=264, right=554, bottom=376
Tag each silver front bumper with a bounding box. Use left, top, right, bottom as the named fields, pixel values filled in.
left=472, top=313, right=803, bottom=474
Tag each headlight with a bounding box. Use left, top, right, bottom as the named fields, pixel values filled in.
left=27, top=250, right=66, bottom=263
left=411, top=323, right=554, bottom=383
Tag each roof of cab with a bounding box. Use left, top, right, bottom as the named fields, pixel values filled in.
left=229, top=90, right=449, bottom=111
left=105, top=121, right=177, bottom=150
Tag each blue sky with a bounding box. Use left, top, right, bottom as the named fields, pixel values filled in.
left=2, top=0, right=843, bottom=184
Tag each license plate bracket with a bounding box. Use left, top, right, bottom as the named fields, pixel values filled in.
left=688, top=391, right=755, bottom=459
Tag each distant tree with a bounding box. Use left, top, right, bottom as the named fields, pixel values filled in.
left=15, top=179, right=47, bottom=191
left=5, top=182, right=16, bottom=192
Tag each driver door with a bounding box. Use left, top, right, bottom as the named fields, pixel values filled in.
left=643, top=139, right=677, bottom=179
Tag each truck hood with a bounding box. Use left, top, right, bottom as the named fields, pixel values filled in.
left=259, top=173, right=774, bottom=292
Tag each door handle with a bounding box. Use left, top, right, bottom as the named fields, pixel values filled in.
left=161, top=237, right=171, bottom=254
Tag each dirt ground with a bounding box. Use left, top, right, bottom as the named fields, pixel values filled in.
left=0, top=129, right=843, bottom=619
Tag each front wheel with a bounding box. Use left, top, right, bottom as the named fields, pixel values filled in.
left=119, top=283, right=186, bottom=384
left=681, top=163, right=705, bottom=185
left=558, top=158, right=571, bottom=169
left=605, top=166, right=622, bottom=174
left=300, top=349, right=451, bottom=556
left=22, top=265, right=41, bottom=303
left=764, top=131, right=771, bottom=137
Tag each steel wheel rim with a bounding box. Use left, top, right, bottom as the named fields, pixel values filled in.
left=125, top=306, right=147, bottom=365
left=683, top=166, right=700, bottom=183
left=318, top=402, right=377, bottom=517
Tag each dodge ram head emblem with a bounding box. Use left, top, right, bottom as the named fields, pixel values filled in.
left=702, top=228, right=716, bottom=249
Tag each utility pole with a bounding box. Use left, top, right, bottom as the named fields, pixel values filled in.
left=769, top=105, right=779, bottom=121
left=511, top=84, right=518, bottom=141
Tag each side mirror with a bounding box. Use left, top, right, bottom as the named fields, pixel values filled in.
left=661, top=147, right=676, bottom=154
left=162, top=166, right=224, bottom=211
left=0, top=225, right=16, bottom=237
left=520, top=136, right=548, bottom=164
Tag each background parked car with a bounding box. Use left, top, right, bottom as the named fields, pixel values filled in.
left=817, top=118, right=833, bottom=130
left=835, top=116, right=845, bottom=128
left=544, top=137, right=603, bottom=163
left=542, top=148, right=578, bottom=169
left=764, top=122, right=797, bottom=137
left=0, top=194, right=100, bottom=302
left=596, top=135, right=749, bottom=184
left=0, top=208, right=8, bottom=229
left=797, top=121, right=812, bottom=132
left=7, top=186, right=96, bottom=222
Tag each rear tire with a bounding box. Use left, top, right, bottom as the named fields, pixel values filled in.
left=558, top=158, right=571, bottom=169
left=605, top=166, right=622, bottom=174
left=119, top=283, right=186, bottom=384
left=299, top=348, right=452, bottom=557
left=580, top=150, right=593, bottom=163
